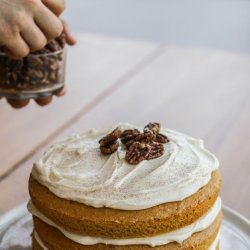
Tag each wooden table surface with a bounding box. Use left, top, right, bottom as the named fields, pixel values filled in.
left=0, top=34, right=249, bottom=219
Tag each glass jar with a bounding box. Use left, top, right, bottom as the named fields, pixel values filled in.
left=0, top=48, right=66, bottom=106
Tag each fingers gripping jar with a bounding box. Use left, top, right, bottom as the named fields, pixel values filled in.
left=0, top=34, right=67, bottom=108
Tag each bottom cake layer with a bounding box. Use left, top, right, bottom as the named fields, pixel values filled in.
left=32, top=211, right=222, bottom=250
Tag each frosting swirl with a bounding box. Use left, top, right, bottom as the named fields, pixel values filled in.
left=32, top=123, right=219, bottom=210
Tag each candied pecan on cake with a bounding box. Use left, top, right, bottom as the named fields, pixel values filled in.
left=144, top=122, right=161, bottom=134
left=147, top=142, right=164, bottom=160
left=155, top=133, right=169, bottom=144
left=99, top=123, right=169, bottom=163
left=125, top=130, right=155, bottom=149
left=120, top=129, right=140, bottom=144
left=125, top=142, right=151, bottom=164
left=99, top=128, right=121, bottom=154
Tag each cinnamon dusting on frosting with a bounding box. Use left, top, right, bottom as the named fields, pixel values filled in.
left=31, top=123, right=219, bottom=210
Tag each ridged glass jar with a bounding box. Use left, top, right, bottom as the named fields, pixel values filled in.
left=0, top=48, right=66, bottom=100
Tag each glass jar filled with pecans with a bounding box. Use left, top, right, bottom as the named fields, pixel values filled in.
left=0, top=34, right=67, bottom=108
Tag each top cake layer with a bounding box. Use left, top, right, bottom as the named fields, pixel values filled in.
left=32, top=123, right=219, bottom=210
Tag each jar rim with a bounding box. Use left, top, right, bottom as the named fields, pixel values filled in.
left=0, top=47, right=66, bottom=58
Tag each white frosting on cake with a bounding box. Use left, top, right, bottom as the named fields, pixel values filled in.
left=34, top=230, right=220, bottom=250
left=29, top=197, right=221, bottom=247
left=32, top=123, right=219, bottom=210
left=34, top=232, right=48, bottom=250
left=34, top=231, right=220, bottom=250
left=209, top=230, right=220, bottom=250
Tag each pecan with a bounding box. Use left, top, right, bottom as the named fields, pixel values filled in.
left=147, top=142, right=164, bottom=160
left=155, top=133, right=169, bottom=144
left=144, top=122, right=160, bottom=134
left=99, top=128, right=122, bottom=146
left=126, top=130, right=155, bottom=149
left=100, top=141, right=119, bottom=154
left=99, top=128, right=121, bottom=154
left=120, top=129, right=140, bottom=144
left=98, top=122, right=169, bottom=160
left=125, top=142, right=151, bottom=165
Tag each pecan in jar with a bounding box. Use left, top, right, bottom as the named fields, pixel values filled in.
left=0, top=33, right=67, bottom=108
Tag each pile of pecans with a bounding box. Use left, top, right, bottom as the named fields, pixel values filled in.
left=99, top=122, right=169, bottom=165
left=0, top=33, right=66, bottom=91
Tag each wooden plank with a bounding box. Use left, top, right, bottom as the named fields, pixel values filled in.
left=1, top=45, right=250, bottom=219
left=0, top=34, right=159, bottom=178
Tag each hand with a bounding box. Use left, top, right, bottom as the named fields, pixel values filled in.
left=62, top=20, right=77, bottom=46
left=6, top=87, right=67, bottom=108
left=0, top=0, right=65, bottom=59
